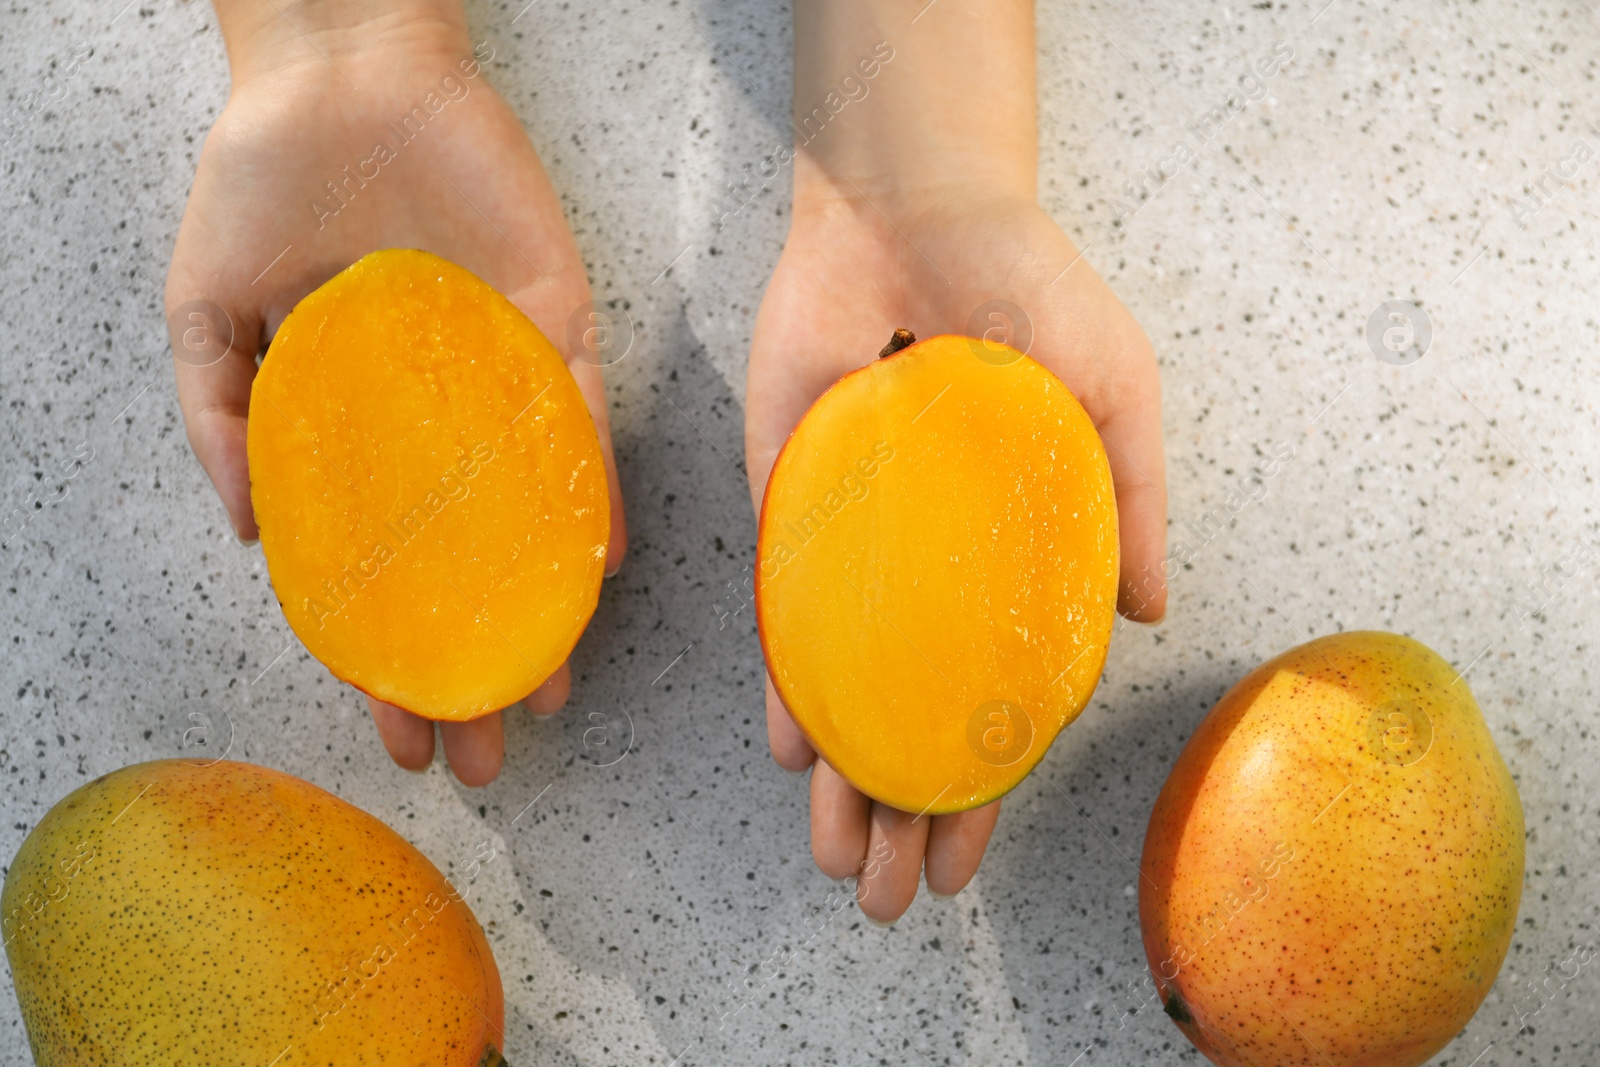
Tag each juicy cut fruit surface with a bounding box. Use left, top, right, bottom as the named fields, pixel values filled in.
left=756, top=334, right=1119, bottom=814
left=2, top=760, right=506, bottom=1066
left=1138, top=632, right=1524, bottom=1067
left=249, top=249, right=609, bottom=720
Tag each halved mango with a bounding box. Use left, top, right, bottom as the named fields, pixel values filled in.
left=756, top=332, right=1119, bottom=814
left=248, top=249, right=608, bottom=720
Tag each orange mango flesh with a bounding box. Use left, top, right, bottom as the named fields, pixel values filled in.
left=249, top=249, right=608, bottom=720
left=1138, top=632, right=1524, bottom=1067
left=2, top=760, right=505, bottom=1066
left=756, top=334, right=1119, bottom=814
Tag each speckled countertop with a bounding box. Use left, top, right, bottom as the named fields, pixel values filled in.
left=1, top=1, right=1596, bottom=1065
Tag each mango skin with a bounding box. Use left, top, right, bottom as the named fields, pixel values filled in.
left=1138, top=632, right=1523, bottom=1067
left=2, top=760, right=506, bottom=1066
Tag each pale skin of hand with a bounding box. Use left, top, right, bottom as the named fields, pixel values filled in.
left=746, top=0, right=1168, bottom=922
left=165, top=0, right=625, bottom=786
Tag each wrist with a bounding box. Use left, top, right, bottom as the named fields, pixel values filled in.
left=214, top=0, right=469, bottom=89
left=789, top=161, right=1036, bottom=245
left=791, top=0, right=1037, bottom=225
left=790, top=148, right=1034, bottom=232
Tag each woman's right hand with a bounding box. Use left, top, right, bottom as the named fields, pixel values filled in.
left=166, top=0, right=627, bottom=785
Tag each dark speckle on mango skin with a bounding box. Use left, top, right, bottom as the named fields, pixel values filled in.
left=1138, top=631, right=1525, bottom=1067
left=2, top=759, right=506, bottom=1066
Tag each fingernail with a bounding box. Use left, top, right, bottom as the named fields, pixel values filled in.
left=235, top=533, right=259, bottom=547
left=604, top=555, right=624, bottom=578
left=863, top=913, right=897, bottom=929
left=781, top=763, right=810, bottom=777
left=525, top=700, right=562, bottom=720
left=927, top=887, right=960, bottom=900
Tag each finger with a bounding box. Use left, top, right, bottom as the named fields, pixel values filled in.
left=857, top=802, right=933, bottom=923
left=924, top=800, right=1002, bottom=898
left=741, top=251, right=878, bottom=513
left=1098, top=395, right=1168, bottom=623
left=167, top=302, right=263, bottom=542
left=368, top=696, right=436, bottom=771
left=567, top=356, right=628, bottom=578
left=524, top=660, right=571, bottom=717
left=809, top=758, right=870, bottom=880
left=766, top=674, right=817, bottom=772
left=439, top=711, right=506, bottom=787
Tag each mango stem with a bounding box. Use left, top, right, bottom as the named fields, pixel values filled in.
left=877, top=328, right=916, bottom=358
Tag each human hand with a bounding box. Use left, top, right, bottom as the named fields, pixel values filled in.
left=165, top=0, right=626, bottom=786
left=745, top=0, right=1166, bottom=921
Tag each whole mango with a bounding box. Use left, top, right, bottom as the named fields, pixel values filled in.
left=1138, top=631, right=1523, bottom=1067
left=2, top=759, right=506, bottom=1066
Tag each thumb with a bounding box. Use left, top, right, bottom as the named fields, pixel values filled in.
left=565, top=355, right=629, bottom=578
left=517, top=280, right=629, bottom=580
left=166, top=296, right=262, bottom=542
left=1097, top=399, right=1168, bottom=623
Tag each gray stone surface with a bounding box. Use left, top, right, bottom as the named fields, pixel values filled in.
left=2, top=0, right=1597, bottom=1064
